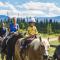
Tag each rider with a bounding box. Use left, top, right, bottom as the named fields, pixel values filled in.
left=9, top=17, right=19, bottom=33
left=21, top=17, right=39, bottom=49
left=0, top=22, right=7, bottom=37
left=1, top=17, right=19, bottom=52
left=6, top=17, right=19, bottom=43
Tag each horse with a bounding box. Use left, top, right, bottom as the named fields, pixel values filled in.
left=27, top=38, right=50, bottom=60
left=14, top=37, right=50, bottom=60
left=1, top=33, right=50, bottom=60
left=1, top=32, right=23, bottom=60
left=41, top=38, right=50, bottom=60
left=53, top=45, right=60, bottom=60
left=0, top=36, right=7, bottom=60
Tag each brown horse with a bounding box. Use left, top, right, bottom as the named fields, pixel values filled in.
left=14, top=40, right=22, bottom=60
left=27, top=45, right=45, bottom=60
left=14, top=37, right=45, bottom=60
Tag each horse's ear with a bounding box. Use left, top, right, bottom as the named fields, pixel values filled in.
left=47, top=37, right=49, bottom=42
left=24, top=32, right=26, bottom=35
left=18, top=33, right=23, bottom=38
left=39, top=36, right=42, bottom=42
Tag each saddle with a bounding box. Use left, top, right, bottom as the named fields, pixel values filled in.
left=20, top=35, right=37, bottom=49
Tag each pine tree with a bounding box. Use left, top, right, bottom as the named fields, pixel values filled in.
left=47, top=23, right=52, bottom=34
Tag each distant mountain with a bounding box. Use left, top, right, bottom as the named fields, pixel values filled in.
left=35, top=16, right=60, bottom=22
left=0, top=15, right=60, bottom=22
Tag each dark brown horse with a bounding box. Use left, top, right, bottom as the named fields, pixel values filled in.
left=0, top=36, right=7, bottom=60
left=1, top=32, right=23, bottom=60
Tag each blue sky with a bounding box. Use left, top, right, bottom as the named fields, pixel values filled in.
left=1, top=0, right=59, bottom=6
left=0, top=0, right=60, bottom=17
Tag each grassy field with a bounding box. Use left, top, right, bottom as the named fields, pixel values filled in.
left=40, top=33, right=60, bottom=38
left=49, top=40, right=60, bottom=56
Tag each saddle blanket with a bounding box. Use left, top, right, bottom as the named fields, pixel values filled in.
left=19, top=38, right=40, bottom=50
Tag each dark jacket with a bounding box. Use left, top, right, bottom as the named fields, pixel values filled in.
left=0, top=27, right=6, bottom=37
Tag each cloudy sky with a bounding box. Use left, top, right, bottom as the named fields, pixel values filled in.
left=0, top=0, right=60, bottom=17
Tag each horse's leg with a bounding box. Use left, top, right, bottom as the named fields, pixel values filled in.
left=20, top=49, right=24, bottom=60
left=6, top=46, right=13, bottom=60
left=13, top=47, right=15, bottom=60
left=6, top=54, right=12, bottom=60
left=20, top=48, right=28, bottom=60
left=6, top=53, right=10, bottom=60
left=25, top=48, right=29, bottom=60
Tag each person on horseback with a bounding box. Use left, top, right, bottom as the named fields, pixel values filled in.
left=5, top=17, right=19, bottom=44
left=9, top=17, right=19, bottom=33
left=27, top=17, right=38, bottom=37
left=1, top=17, right=20, bottom=60
left=0, top=22, right=7, bottom=60
left=0, top=22, right=7, bottom=38
left=20, top=17, right=40, bottom=51
left=1, top=17, right=19, bottom=52
left=0, top=22, right=7, bottom=47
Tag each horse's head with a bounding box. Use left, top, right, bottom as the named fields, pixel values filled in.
left=16, top=32, right=24, bottom=39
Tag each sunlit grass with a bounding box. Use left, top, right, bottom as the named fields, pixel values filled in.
left=49, top=40, right=60, bottom=56
left=50, top=40, right=60, bottom=45
left=40, top=33, right=60, bottom=38
left=48, top=47, right=55, bottom=56
left=0, top=54, right=6, bottom=60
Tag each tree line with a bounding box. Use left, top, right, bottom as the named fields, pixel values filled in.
left=0, top=18, right=60, bottom=34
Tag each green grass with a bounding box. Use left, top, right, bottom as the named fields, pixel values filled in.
left=49, top=40, right=60, bottom=56
left=50, top=40, right=60, bottom=45
left=40, top=33, right=60, bottom=38
left=0, top=54, right=1, bottom=60
left=48, top=47, right=55, bottom=56
left=0, top=54, right=6, bottom=60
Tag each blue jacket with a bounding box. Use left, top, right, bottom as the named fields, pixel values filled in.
left=9, top=23, right=19, bottom=32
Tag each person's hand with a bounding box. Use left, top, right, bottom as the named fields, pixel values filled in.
left=14, top=32, right=18, bottom=35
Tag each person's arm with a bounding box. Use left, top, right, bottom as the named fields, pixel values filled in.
left=0, top=28, right=2, bottom=36
left=15, top=24, right=19, bottom=31
left=17, top=24, right=19, bottom=30
left=5, top=28, right=9, bottom=36
left=35, top=27, right=38, bottom=35
left=25, top=27, right=29, bottom=37
left=35, top=27, right=39, bottom=38
left=3, top=28, right=7, bottom=38
left=8, top=25, right=10, bottom=32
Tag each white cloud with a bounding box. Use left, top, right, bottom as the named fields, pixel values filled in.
left=0, top=2, right=22, bottom=17
left=0, top=2, right=6, bottom=6
left=0, top=2, right=15, bottom=10
left=17, top=1, right=60, bottom=17
left=21, top=10, right=46, bottom=17
left=0, top=1, right=60, bottom=17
